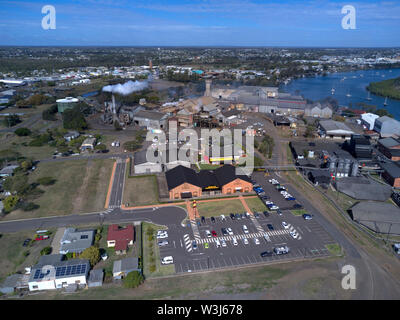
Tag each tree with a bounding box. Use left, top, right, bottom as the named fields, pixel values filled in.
left=15, top=128, right=31, bottom=136
left=3, top=195, right=20, bottom=213
left=62, top=105, right=88, bottom=131
left=20, top=160, right=33, bottom=172
left=304, top=125, right=315, bottom=138
left=123, top=271, right=144, bottom=288
left=3, top=114, right=21, bottom=127
left=40, top=246, right=52, bottom=255
left=114, top=120, right=122, bottom=131
left=79, top=246, right=100, bottom=267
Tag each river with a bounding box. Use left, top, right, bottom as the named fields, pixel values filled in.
left=281, top=68, right=400, bottom=120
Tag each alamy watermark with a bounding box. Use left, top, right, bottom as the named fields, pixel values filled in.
left=41, top=5, right=56, bottom=30
left=341, top=5, right=356, bottom=30
left=341, top=265, right=356, bottom=290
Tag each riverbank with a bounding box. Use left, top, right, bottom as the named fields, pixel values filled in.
left=367, top=77, right=400, bottom=101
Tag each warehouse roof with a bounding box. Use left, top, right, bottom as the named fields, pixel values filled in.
left=350, top=201, right=400, bottom=235
left=381, top=161, right=400, bottom=178
left=166, top=165, right=202, bottom=190
left=378, top=137, right=400, bottom=149
left=134, top=110, right=166, bottom=121
left=319, top=120, right=354, bottom=134
left=336, top=177, right=392, bottom=201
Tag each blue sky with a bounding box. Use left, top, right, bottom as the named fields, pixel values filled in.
left=1, top=0, right=399, bottom=46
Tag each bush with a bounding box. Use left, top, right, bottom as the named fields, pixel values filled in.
left=23, top=250, right=30, bottom=257
left=149, top=264, right=156, bottom=273
left=123, top=271, right=144, bottom=288
left=40, top=246, right=52, bottom=255
left=79, top=246, right=100, bottom=267
left=3, top=195, right=20, bottom=213
left=95, top=233, right=102, bottom=243
left=15, top=128, right=31, bottom=136
left=37, top=177, right=56, bottom=186
left=20, top=202, right=40, bottom=212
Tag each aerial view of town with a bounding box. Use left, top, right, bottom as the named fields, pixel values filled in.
left=0, top=0, right=400, bottom=308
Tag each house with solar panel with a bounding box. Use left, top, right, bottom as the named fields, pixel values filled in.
left=59, top=228, right=95, bottom=255
left=28, top=254, right=90, bottom=291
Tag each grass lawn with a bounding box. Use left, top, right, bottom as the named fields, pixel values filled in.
left=245, top=197, right=267, bottom=213
left=198, top=163, right=221, bottom=170
left=3, top=159, right=114, bottom=220
left=291, top=209, right=308, bottom=216
left=123, top=175, right=159, bottom=206
left=197, top=199, right=245, bottom=217
left=324, top=188, right=357, bottom=211
left=142, top=222, right=174, bottom=278
left=0, top=229, right=55, bottom=283
left=325, top=243, right=343, bottom=256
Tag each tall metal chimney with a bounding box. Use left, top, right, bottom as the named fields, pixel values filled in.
left=205, top=79, right=212, bottom=97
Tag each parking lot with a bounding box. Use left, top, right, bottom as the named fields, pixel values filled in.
left=158, top=171, right=337, bottom=274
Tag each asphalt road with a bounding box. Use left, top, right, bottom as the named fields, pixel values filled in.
left=108, top=160, right=126, bottom=208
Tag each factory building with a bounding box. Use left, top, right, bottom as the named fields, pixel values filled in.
left=56, top=97, right=79, bottom=113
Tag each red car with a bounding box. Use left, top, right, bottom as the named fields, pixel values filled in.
left=211, top=230, right=217, bottom=237
left=35, top=235, right=49, bottom=241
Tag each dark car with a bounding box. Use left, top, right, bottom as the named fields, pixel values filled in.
left=230, top=213, right=235, bottom=220
left=260, top=251, right=273, bottom=258
left=254, top=212, right=260, bottom=219
left=211, top=216, right=216, bottom=223
left=303, top=214, right=313, bottom=220
left=277, top=209, right=283, bottom=216
left=239, top=213, right=245, bottom=219
left=197, top=221, right=201, bottom=227
left=293, top=204, right=303, bottom=209
left=221, top=228, right=228, bottom=236
left=22, top=238, right=31, bottom=247
left=260, top=195, right=270, bottom=200
left=201, top=216, right=206, bottom=223
left=267, top=224, right=274, bottom=231
left=235, top=213, right=240, bottom=220
left=263, top=211, right=269, bottom=217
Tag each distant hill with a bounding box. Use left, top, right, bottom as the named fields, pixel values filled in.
left=367, top=77, right=400, bottom=100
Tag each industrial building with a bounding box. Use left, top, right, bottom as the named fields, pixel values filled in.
left=377, top=137, right=400, bottom=161
left=373, top=116, right=400, bottom=138
left=166, top=164, right=252, bottom=200
left=348, top=134, right=373, bottom=159
left=318, top=120, right=355, bottom=140
left=56, top=97, right=79, bottom=113
left=133, top=110, right=168, bottom=130
left=361, top=113, right=379, bottom=130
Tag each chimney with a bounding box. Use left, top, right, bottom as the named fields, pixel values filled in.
left=205, top=79, right=212, bottom=97
left=112, top=94, right=116, bottom=114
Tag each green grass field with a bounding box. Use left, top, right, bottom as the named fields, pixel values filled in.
left=245, top=197, right=267, bottom=213
left=325, top=243, right=343, bottom=256
left=3, top=159, right=114, bottom=220
left=291, top=209, right=308, bottom=216
left=197, top=199, right=245, bottom=217
left=123, top=175, right=159, bottom=206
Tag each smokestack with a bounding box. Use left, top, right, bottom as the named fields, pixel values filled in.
left=112, top=94, right=116, bottom=114
left=205, top=79, right=212, bottom=97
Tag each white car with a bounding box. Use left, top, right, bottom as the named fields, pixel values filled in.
left=220, top=214, right=226, bottom=221
left=290, top=231, right=299, bottom=239
left=205, top=230, right=212, bottom=238
left=245, top=212, right=251, bottom=218
left=265, top=201, right=274, bottom=205
left=221, top=240, right=227, bottom=247
left=282, top=221, right=289, bottom=229
left=215, top=239, right=221, bottom=248
left=270, top=206, right=279, bottom=210
left=157, top=230, right=167, bottom=236
left=263, top=234, right=270, bottom=241
left=242, top=225, right=249, bottom=234
left=227, top=228, right=234, bottom=236
left=232, top=237, right=238, bottom=246
left=243, top=238, right=249, bottom=245
left=157, top=232, right=168, bottom=239
left=161, top=256, right=174, bottom=265
left=254, top=238, right=260, bottom=245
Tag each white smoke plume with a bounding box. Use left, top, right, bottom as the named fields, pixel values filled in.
left=102, top=80, right=148, bottom=96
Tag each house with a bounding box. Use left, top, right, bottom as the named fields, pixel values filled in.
left=64, top=131, right=80, bottom=142
left=59, top=228, right=95, bottom=255
left=318, top=120, right=355, bottom=140
left=377, top=137, right=400, bottom=161
left=0, top=274, right=29, bottom=294
left=133, top=149, right=162, bottom=174
left=361, top=113, right=379, bottom=130
left=165, top=164, right=252, bottom=200
left=107, top=224, right=135, bottom=255
left=113, top=257, right=141, bottom=280
left=28, top=254, right=90, bottom=291
left=80, top=137, right=96, bottom=151
left=0, top=165, right=18, bottom=177
left=88, top=269, right=103, bottom=287
left=373, top=116, right=400, bottom=138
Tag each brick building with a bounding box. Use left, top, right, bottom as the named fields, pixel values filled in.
left=166, top=164, right=252, bottom=200
left=377, top=137, right=400, bottom=161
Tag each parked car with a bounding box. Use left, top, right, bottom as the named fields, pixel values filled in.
left=221, top=240, right=227, bottom=247
left=267, top=224, right=274, bottom=231
left=243, top=237, right=249, bottom=245
left=242, top=225, right=249, bottom=234
left=22, top=238, right=32, bottom=247
left=303, top=214, right=312, bottom=220
left=260, top=251, right=273, bottom=257
left=232, top=237, right=238, bottom=246
left=227, top=227, right=234, bottom=236
left=254, top=212, right=260, bottom=219
left=290, top=231, right=299, bottom=239
left=263, top=234, right=270, bottom=241
left=245, top=212, right=251, bottom=218
left=293, top=204, right=303, bottom=209
left=161, top=256, right=174, bottom=265
left=282, top=221, right=289, bottom=229
left=204, top=242, right=209, bottom=249
left=35, top=235, right=49, bottom=241
left=235, top=213, right=241, bottom=220
left=263, top=211, right=269, bottom=217
left=393, top=243, right=400, bottom=255
left=269, top=205, right=279, bottom=211
left=274, top=246, right=290, bottom=255
left=201, top=216, right=206, bottom=223
left=220, top=214, right=226, bottom=221
left=205, top=230, right=212, bottom=238
left=230, top=213, right=235, bottom=220
left=211, top=230, right=217, bottom=237
left=254, top=238, right=260, bottom=245
left=192, top=240, right=198, bottom=250
left=211, top=216, right=216, bottom=223
left=197, top=221, right=201, bottom=227
left=157, top=232, right=168, bottom=239
left=239, top=213, right=245, bottom=219
left=158, top=240, right=169, bottom=247
left=277, top=209, right=283, bottom=216
left=221, top=228, right=228, bottom=236
left=216, top=239, right=221, bottom=248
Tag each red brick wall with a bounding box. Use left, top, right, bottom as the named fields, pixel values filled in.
left=221, top=179, right=252, bottom=195
left=169, top=183, right=202, bottom=200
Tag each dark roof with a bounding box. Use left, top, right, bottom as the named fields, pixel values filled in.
left=214, top=165, right=252, bottom=186
left=165, top=165, right=202, bottom=190
left=134, top=110, right=166, bottom=121
left=88, top=269, right=104, bottom=283
left=198, top=170, right=220, bottom=189
left=381, top=161, right=400, bottom=178
left=336, top=177, right=392, bottom=201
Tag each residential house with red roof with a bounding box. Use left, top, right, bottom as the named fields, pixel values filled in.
left=107, top=224, right=135, bottom=255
